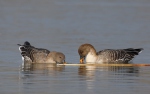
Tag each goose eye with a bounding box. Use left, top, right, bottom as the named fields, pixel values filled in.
left=59, top=57, right=62, bottom=58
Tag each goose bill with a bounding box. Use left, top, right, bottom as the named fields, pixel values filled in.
left=80, top=57, right=84, bottom=64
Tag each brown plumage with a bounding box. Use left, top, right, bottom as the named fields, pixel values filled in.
left=18, top=41, right=65, bottom=64
left=78, top=44, right=143, bottom=64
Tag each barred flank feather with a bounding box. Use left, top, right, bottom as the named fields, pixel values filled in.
left=97, top=48, right=143, bottom=63
left=18, top=41, right=65, bottom=64
left=78, top=44, right=143, bottom=64
left=18, top=41, right=50, bottom=62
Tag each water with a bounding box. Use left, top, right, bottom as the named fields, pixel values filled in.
left=0, top=0, right=150, bottom=94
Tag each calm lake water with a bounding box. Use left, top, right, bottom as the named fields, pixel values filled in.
left=0, top=0, right=150, bottom=94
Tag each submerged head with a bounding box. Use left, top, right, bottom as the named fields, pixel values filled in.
left=50, top=52, right=66, bottom=64
left=78, top=44, right=96, bottom=64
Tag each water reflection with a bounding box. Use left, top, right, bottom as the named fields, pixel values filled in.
left=20, top=63, right=65, bottom=88
left=19, top=63, right=147, bottom=94
left=78, top=66, right=139, bottom=80
left=21, top=63, right=139, bottom=78
left=1, top=0, right=150, bottom=93
left=21, top=63, right=65, bottom=72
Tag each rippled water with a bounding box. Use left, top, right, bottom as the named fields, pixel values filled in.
left=0, top=0, right=150, bottom=94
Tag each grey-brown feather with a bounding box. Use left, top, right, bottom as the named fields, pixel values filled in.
left=18, top=41, right=50, bottom=62
left=96, top=48, right=143, bottom=63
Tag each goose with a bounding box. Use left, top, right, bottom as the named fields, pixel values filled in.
left=18, top=41, right=65, bottom=64
left=78, top=44, right=143, bottom=64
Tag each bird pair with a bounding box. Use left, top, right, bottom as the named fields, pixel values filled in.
left=18, top=41, right=143, bottom=64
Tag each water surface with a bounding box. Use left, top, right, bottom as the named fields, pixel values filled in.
left=0, top=0, right=150, bottom=94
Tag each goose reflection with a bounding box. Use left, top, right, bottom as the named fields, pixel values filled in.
left=78, top=63, right=139, bottom=90
left=21, top=63, right=65, bottom=72
left=78, top=64, right=139, bottom=79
